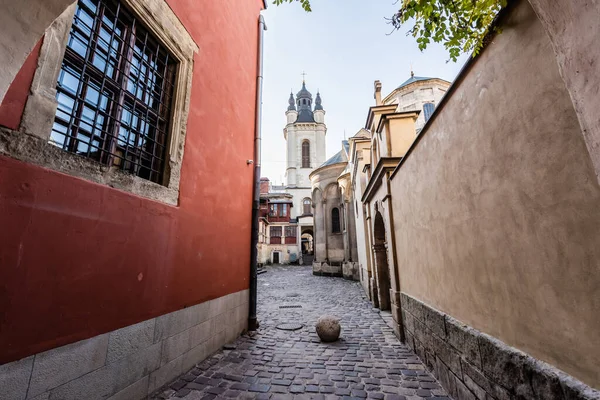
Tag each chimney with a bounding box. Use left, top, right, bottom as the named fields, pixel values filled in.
left=374, top=80, right=382, bottom=105
left=259, top=177, right=270, bottom=194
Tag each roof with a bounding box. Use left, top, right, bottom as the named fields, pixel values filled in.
left=397, top=75, right=434, bottom=89
left=318, top=140, right=349, bottom=168
left=350, top=128, right=371, bottom=140
left=296, top=109, right=315, bottom=123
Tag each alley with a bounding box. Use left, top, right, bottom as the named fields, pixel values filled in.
left=153, top=266, right=449, bottom=400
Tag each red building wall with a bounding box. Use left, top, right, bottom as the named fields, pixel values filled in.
left=0, top=0, right=264, bottom=364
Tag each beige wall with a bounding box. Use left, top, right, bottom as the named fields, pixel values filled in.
left=388, top=115, right=418, bottom=157
left=528, top=0, right=600, bottom=184
left=390, top=0, right=600, bottom=388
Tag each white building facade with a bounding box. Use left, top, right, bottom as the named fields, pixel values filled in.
left=258, top=81, right=327, bottom=264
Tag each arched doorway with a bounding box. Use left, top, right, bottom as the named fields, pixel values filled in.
left=301, top=228, right=314, bottom=264
left=373, top=212, right=391, bottom=310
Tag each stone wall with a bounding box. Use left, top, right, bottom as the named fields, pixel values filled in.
left=401, top=293, right=598, bottom=400
left=0, top=290, right=249, bottom=400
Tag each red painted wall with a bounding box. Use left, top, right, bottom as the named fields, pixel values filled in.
left=0, top=38, right=43, bottom=130
left=0, top=0, right=264, bottom=364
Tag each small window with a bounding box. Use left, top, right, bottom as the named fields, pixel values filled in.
left=302, top=140, right=310, bottom=168
left=303, top=198, right=311, bottom=215
left=285, top=225, right=297, bottom=244
left=269, top=204, right=278, bottom=216
left=284, top=226, right=296, bottom=237
left=270, top=226, right=282, bottom=244
left=331, top=208, right=341, bottom=233
left=281, top=204, right=288, bottom=217
left=51, top=0, right=178, bottom=185
left=423, top=103, right=435, bottom=122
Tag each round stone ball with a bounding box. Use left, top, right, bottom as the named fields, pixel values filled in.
left=315, top=315, right=341, bottom=342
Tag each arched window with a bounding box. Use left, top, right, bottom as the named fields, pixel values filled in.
left=303, top=198, right=312, bottom=215
left=302, top=140, right=310, bottom=168
left=423, top=103, right=435, bottom=121
left=331, top=208, right=341, bottom=233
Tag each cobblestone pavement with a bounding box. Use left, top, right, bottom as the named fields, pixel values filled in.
left=152, top=265, right=450, bottom=400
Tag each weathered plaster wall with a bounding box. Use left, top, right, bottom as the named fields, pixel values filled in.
left=0, top=0, right=264, bottom=365
left=0, top=0, right=74, bottom=103
left=0, top=39, right=42, bottom=130
left=527, top=0, right=600, bottom=184
left=390, top=0, right=600, bottom=389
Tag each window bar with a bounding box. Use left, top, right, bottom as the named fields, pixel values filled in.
left=110, top=16, right=137, bottom=169
left=63, top=3, right=103, bottom=153
left=85, top=1, right=122, bottom=160
left=133, top=29, right=151, bottom=177
left=152, top=47, right=170, bottom=183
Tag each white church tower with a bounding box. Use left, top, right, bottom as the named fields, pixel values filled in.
left=284, top=80, right=327, bottom=219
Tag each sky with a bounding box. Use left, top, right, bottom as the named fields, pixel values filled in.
left=260, top=0, right=469, bottom=185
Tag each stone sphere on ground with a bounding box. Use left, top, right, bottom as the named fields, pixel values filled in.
left=315, top=315, right=341, bottom=342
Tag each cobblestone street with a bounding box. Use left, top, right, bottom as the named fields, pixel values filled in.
left=153, top=265, right=449, bottom=400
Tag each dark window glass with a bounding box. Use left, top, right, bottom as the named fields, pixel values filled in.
left=423, top=103, right=435, bottom=122
left=302, top=140, right=310, bottom=168
left=51, top=0, right=177, bottom=184
left=331, top=207, right=341, bottom=233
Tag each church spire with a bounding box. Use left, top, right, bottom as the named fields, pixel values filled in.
left=287, top=91, right=296, bottom=111
left=314, top=91, right=323, bottom=110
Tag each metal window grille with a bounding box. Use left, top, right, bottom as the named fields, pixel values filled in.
left=302, top=140, right=310, bottom=168
left=51, top=0, right=177, bottom=185
left=423, top=103, right=435, bottom=122
left=331, top=207, right=341, bottom=233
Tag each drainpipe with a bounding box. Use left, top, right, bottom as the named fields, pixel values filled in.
left=248, top=14, right=266, bottom=332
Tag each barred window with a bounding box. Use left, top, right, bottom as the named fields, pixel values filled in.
left=51, top=0, right=177, bottom=184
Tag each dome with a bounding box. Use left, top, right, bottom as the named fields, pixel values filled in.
left=296, top=81, right=313, bottom=99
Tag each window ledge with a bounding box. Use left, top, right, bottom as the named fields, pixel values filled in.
left=0, top=128, right=179, bottom=205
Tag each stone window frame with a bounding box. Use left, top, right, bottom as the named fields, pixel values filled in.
left=4, top=0, right=198, bottom=206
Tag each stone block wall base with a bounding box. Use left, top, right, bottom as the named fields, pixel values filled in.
left=400, top=292, right=600, bottom=400
left=0, top=290, right=250, bottom=400
left=313, top=262, right=343, bottom=277
left=342, top=262, right=360, bottom=281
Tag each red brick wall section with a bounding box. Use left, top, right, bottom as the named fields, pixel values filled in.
left=0, top=38, right=43, bottom=130
left=260, top=178, right=270, bottom=194
left=0, top=0, right=265, bottom=364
